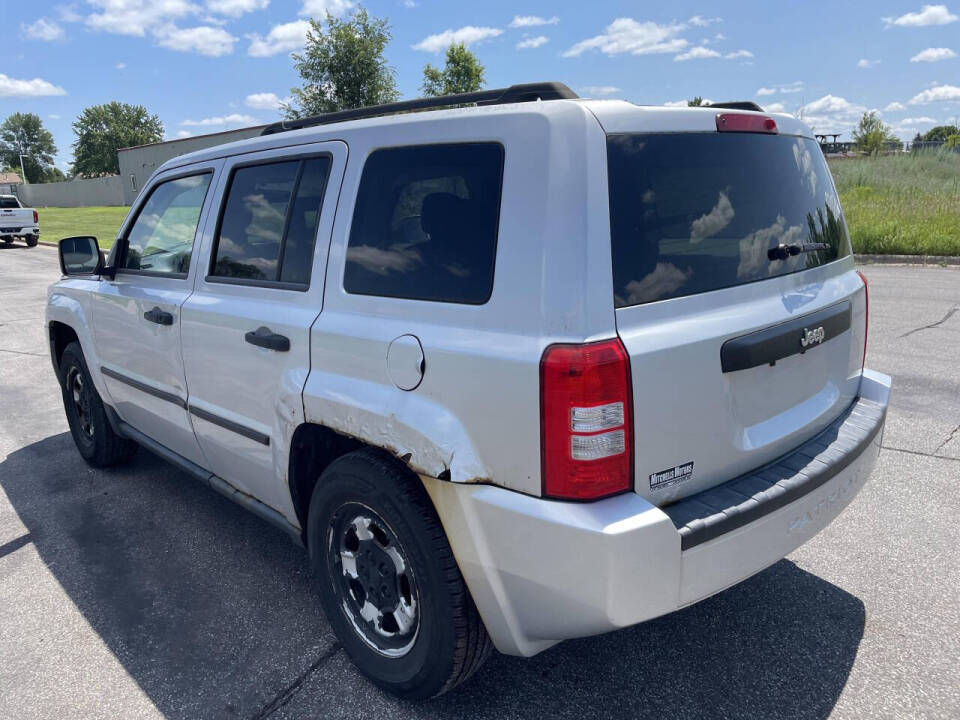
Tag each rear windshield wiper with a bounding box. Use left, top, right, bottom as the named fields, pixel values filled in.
left=768, top=242, right=830, bottom=261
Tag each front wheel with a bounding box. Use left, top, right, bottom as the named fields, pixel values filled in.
left=58, top=341, right=139, bottom=467
left=25, top=234, right=39, bottom=247
left=308, top=449, right=492, bottom=699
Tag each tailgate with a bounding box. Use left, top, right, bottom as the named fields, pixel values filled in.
left=606, top=129, right=867, bottom=505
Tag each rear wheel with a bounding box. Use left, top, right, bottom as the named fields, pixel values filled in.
left=308, top=449, right=492, bottom=699
left=25, top=234, right=39, bottom=247
left=59, top=342, right=139, bottom=467
left=0, top=236, right=12, bottom=245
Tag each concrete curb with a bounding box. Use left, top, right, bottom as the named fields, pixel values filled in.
left=856, top=253, right=960, bottom=266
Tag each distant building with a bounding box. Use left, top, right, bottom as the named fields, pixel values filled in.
left=0, top=172, right=23, bottom=195
left=117, top=125, right=267, bottom=205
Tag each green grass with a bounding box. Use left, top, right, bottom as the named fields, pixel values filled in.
left=828, top=151, right=960, bottom=255
left=37, top=206, right=130, bottom=250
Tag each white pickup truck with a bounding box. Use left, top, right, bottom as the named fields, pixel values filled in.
left=0, top=194, right=40, bottom=247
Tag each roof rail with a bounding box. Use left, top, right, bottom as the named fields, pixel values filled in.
left=260, top=82, right=579, bottom=136
left=708, top=101, right=765, bottom=112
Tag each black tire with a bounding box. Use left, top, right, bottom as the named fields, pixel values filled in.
left=0, top=236, right=12, bottom=245
left=26, top=235, right=39, bottom=247
left=59, top=341, right=139, bottom=467
left=307, top=448, right=492, bottom=700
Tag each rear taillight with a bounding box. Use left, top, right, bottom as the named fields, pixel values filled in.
left=540, top=339, right=633, bottom=500
left=716, top=113, right=778, bottom=134
left=856, top=270, right=869, bottom=370
left=33, top=210, right=38, bottom=223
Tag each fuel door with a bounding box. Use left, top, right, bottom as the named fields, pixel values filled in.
left=386, top=334, right=424, bottom=391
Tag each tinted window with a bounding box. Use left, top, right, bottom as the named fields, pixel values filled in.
left=212, top=157, right=330, bottom=285
left=344, top=143, right=503, bottom=304
left=0, top=197, right=20, bottom=209
left=122, top=174, right=211, bottom=275
left=607, top=134, right=851, bottom=308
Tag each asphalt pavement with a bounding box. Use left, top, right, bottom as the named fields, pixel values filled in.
left=1, top=243, right=957, bottom=719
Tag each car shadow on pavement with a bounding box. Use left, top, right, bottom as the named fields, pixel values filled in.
left=1, top=433, right=865, bottom=720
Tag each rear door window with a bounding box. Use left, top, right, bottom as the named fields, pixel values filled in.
left=607, top=133, right=851, bottom=307
left=211, top=156, right=331, bottom=286
left=343, top=143, right=504, bottom=304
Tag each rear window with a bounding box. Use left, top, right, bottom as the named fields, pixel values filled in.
left=0, top=197, right=20, bottom=209
left=607, top=133, right=851, bottom=308
left=344, top=143, right=503, bottom=304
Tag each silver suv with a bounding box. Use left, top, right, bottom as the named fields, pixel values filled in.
left=47, top=83, right=890, bottom=699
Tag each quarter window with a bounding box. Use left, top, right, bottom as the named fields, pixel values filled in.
left=344, top=143, right=504, bottom=304
left=211, top=156, right=331, bottom=286
left=121, top=173, right=212, bottom=276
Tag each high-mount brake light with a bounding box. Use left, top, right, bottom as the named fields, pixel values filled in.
left=715, top=113, right=778, bottom=134
left=856, top=270, right=869, bottom=370
left=540, top=339, right=633, bottom=500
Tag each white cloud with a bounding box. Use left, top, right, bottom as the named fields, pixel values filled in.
left=909, top=83, right=960, bottom=102
left=765, top=102, right=786, bottom=112
left=23, top=18, right=65, bottom=41
left=116, top=62, right=126, bottom=69
left=85, top=0, right=195, bottom=37
left=799, top=94, right=867, bottom=131
left=724, top=49, right=753, bottom=59
left=910, top=47, right=958, bottom=62
left=563, top=18, right=687, bottom=57
left=803, top=94, right=864, bottom=115
left=206, top=0, right=268, bottom=17
left=155, top=24, right=236, bottom=55
left=900, top=116, right=938, bottom=123
left=300, top=0, right=354, bottom=17
left=758, top=81, right=804, bottom=96
left=509, top=15, right=559, bottom=28
left=245, top=92, right=291, bottom=110
left=49, top=113, right=62, bottom=119
left=413, top=26, right=502, bottom=52
left=582, top=85, right=621, bottom=96
left=401, top=0, right=416, bottom=7
left=181, top=113, right=257, bottom=126
left=176, top=130, right=193, bottom=138
left=690, top=191, right=734, bottom=243
left=857, top=58, right=880, bottom=68
left=247, top=20, right=311, bottom=56
left=516, top=35, right=548, bottom=49
left=0, top=73, right=67, bottom=97
left=675, top=46, right=721, bottom=61
left=883, top=4, right=958, bottom=27
left=57, top=4, right=83, bottom=22
left=885, top=101, right=907, bottom=111
left=688, top=15, right=722, bottom=27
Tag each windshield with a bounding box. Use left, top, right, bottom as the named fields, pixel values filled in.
left=607, top=133, right=851, bottom=308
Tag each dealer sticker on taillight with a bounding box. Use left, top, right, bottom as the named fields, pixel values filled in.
left=650, top=461, right=694, bottom=491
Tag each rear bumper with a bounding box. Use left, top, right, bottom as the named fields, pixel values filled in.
left=423, top=369, right=890, bottom=657
left=0, top=226, right=38, bottom=237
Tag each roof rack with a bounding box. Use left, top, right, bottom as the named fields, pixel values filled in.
left=708, top=101, right=765, bottom=112
left=260, top=82, right=579, bottom=136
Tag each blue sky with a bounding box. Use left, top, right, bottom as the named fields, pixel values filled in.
left=4, top=1, right=960, bottom=170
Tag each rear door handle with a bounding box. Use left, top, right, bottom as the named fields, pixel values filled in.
left=244, top=326, right=290, bottom=352
left=143, top=306, right=174, bottom=325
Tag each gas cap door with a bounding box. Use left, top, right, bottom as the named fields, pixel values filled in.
left=386, top=334, right=424, bottom=391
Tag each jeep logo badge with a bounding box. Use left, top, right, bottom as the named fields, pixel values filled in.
left=800, top=326, right=825, bottom=348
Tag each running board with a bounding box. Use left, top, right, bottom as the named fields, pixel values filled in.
left=104, top=406, right=304, bottom=547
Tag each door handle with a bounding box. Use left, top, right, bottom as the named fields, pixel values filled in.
left=143, top=306, right=174, bottom=325
left=244, top=326, right=290, bottom=352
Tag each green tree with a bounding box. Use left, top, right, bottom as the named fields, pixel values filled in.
left=687, top=96, right=705, bottom=107
left=922, top=124, right=960, bottom=142
left=421, top=43, right=485, bottom=96
left=72, top=102, right=163, bottom=176
left=945, top=134, right=960, bottom=150
left=285, top=8, right=399, bottom=119
left=852, top=111, right=899, bottom=154
left=0, top=113, right=57, bottom=183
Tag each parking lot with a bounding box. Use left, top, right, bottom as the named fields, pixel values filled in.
left=1, top=243, right=957, bottom=719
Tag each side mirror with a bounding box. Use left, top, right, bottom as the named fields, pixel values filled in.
left=59, top=236, right=103, bottom=276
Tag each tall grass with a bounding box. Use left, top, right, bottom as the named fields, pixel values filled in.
left=827, top=150, right=960, bottom=255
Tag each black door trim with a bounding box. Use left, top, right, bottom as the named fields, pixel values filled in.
left=720, top=301, right=852, bottom=373
left=188, top=405, right=271, bottom=446
left=100, top=366, right=187, bottom=408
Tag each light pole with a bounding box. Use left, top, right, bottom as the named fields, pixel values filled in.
left=19, top=153, right=30, bottom=184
